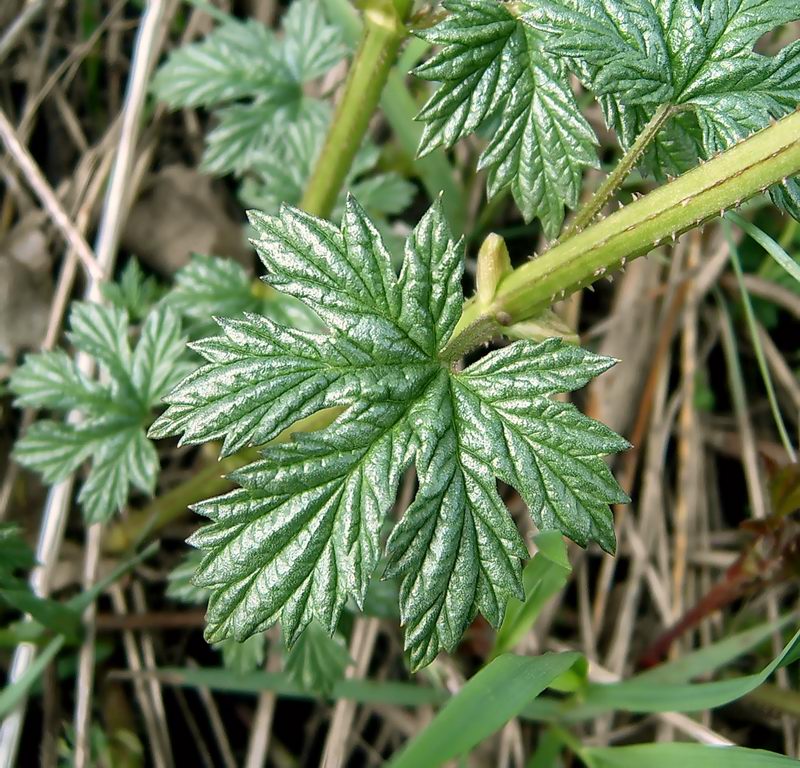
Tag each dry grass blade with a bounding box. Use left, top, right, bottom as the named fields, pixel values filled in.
left=0, top=109, right=103, bottom=282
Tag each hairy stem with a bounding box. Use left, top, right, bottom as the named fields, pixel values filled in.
left=300, top=0, right=413, bottom=218
left=560, top=103, right=674, bottom=240
left=441, top=108, right=800, bottom=359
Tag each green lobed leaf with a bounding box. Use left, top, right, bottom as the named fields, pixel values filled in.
left=10, top=303, right=188, bottom=523
left=217, top=634, right=266, bottom=675
left=280, top=0, right=346, bottom=80
left=13, top=420, right=110, bottom=485
left=166, top=255, right=258, bottom=323
left=101, top=259, right=161, bottom=321
left=78, top=424, right=160, bottom=525
left=241, top=109, right=415, bottom=249
left=151, top=19, right=283, bottom=108
left=523, top=0, right=800, bottom=215
left=152, top=0, right=345, bottom=178
left=284, top=620, right=351, bottom=694
left=67, top=303, right=135, bottom=398
left=413, top=0, right=598, bottom=238
left=131, top=307, right=185, bottom=408
left=152, top=196, right=627, bottom=669
left=167, top=551, right=210, bottom=605
left=9, top=350, right=110, bottom=413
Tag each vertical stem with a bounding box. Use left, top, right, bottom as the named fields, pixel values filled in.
left=322, top=0, right=467, bottom=233
left=301, top=0, right=413, bottom=218
left=560, top=103, right=674, bottom=241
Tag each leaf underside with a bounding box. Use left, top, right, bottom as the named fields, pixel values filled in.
left=151, top=196, right=628, bottom=669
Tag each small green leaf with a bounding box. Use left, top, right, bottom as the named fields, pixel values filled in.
left=154, top=197, right=627, bottom=669
left=414, top=0, right=598, bottom=237
left=130, top=306, right=186, bottom=408
left=10, top=302, right=188, bottom=523
left=67, top=303, right=134, bottom=396
left=285, top=620, right=351, bottom=694
left=151, top=19, right=282, bottom=108
left=13, top=420, right=104, bottom=484
left=78, top=423, right=159, bottom=524
left=101, top=259, right=161, bottom=320
left=9, top=350, right=109, bottom=412
left=280, top=0, right=346, bottom=80
left=216, top=634, right=266, bottom=675
left=152, top=1, right=345, bottom=177
left=167, top=551, right=210, bottom=605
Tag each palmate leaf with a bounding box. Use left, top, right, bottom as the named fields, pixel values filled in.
left=150, top=19, right=282, bottom=108
left=151, top=197, right=628, bottom=670
left=152, top=0, right=345, bottom=177
left=523, top=0, right=800, bottom=215
left=10, top=304, right=186, bottom=523
left=101, top=259, right=161, bottom=321
left=413, top=0, right=598, bottom=239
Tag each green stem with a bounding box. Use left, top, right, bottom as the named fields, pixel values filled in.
left=441, top=108, right=800, bottom=360
left=560, top=103, right=674, bottom=241
left=301, top=0, right=413, bottom=219
left=322, top=0, right=466, bottom=233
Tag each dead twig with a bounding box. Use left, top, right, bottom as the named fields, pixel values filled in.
left=0, top=109, right=104, bottom=282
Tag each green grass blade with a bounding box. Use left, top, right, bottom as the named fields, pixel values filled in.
left=726, top=211, right=800, bottom=285
left=155, top=666, right=449, bottom=707
left=557, top=628, right=800, bottom=721
left=492, top=531, right=571, bottom=658
left=636, top=613, right=798, bottom=684
left=389, top=652, right=582, bottom=768
left=66, top=541, right=158, bottom=612
left=0, top=589, right=81, bottom=642
left=582, top=743, right=800, bottom=768
left=724, top=219, right=797, bottom=460
left=0, top=635, right=65, bottom=718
